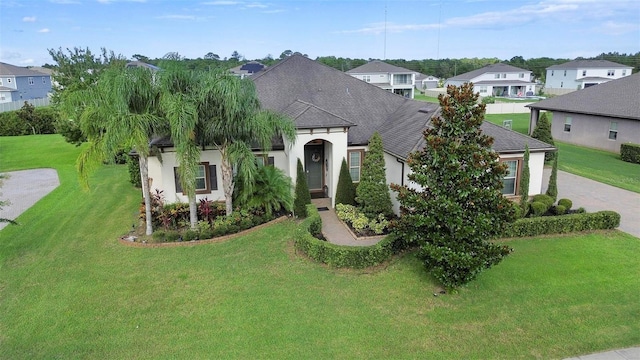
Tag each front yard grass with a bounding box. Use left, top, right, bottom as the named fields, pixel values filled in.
left=484, top=112, right=531, bottom=135
left=1, top=135, right=639, bottom=359
left=414, top=93, right=440, bottom=103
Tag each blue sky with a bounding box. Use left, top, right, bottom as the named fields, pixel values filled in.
left=1, top=0, right=638, bottom=66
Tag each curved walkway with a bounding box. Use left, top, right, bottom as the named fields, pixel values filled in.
left=312, top=198, right=384, bottom=246
left=0, top=168, right=60, bottom=231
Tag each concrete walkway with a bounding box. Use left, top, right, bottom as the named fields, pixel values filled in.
left=0, top=169, right=60, bottom=231
left=311, top=198, right=384, bottom=246
left=543, top=169, right=640, bottom=238
left=564, top=346, right=640, bottom=360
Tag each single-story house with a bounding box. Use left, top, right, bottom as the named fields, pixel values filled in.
left=544, top=60, right=633, bottom=95
left=528, top=72, right=640, bottom=153
left=346, top=60, right=415, bottom=98
left=147, top=55, right=554, bottom=213
left=445, top=63, right=535, bottom=98
left=229, top=61, right=266, bottom=79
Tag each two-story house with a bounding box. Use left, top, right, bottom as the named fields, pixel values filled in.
left=445, top=63, right=535, bottom=98
left=346, top=60, right=415, bottom=98
left=544, top=60, right=633, bottom=95
left=0, top=62, right=52, bottom=104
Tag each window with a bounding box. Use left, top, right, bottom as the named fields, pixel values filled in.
left=582, top=70, right=587, bottom=76
left=560, top=81, right=563, bottom=88
left=564, top=117, right=572, bottom=132
left=494, top=73, right=500, bottom=79
left=609, top=122, right=618, bottom=140
left=607, top=70, right=615, bottom=76
left=0, top=78, right=3, bottom=86
left=393, top=74, right=411, bottom=85
left=551, top=70, right=554, bottom=76
left=256, top=155, right=274, bottom=166
left=477, top=85, right=488, bottom=94
left=501, top=73, right=506, bottom=78
left=501, top=160, right=518, bottom=195
left=7, top=78, right=11, bottom=83
left=173, top=163, right=218, bottom=194
left=363, top=75, right=371, bottom=82
left=28, top=77, right=34, bottom=85
left=563, top=70, right=567, bottom=76
left=0, top=94, right=5, bottom=101
left=42, top=77, right=46, bottom=84
left=348, top=150, right=363, bottom=182
left=622, top=69, right=627, bottom=76
left=519, top=73, right=524, bottom=78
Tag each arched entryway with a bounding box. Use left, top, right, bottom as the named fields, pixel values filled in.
left=304, top=139, right=333, bottom=199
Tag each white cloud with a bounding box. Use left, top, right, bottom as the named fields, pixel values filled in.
left=202, top=1, right=241, bottom=5
left=262, top=9, right=285, bottom=14
left=245, top=2, right=267, bottom=8
left=48, top=0, right=81, bottom=4
left=22, top=16, right=36, bottom=22
left=0, top=50, right=22, bottom=60
left=97, top=0, right=146, bottom=3
left=157, top=14, right=197, bottom=20
left=599, top=21, right=638, bottom=35
left=20, top=58, right=35, bottom=64
left=38, top=28, right=50, bottom=33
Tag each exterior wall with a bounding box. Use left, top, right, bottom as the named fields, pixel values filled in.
left=500, top=152, right=546, bottom=196
left=550, top=111, right=640, bottom=152
left=12, top=75, right=52, bottom=100
left=545, top=67, right=632, bottom=91
left=472, top=71, right=532, bottom=83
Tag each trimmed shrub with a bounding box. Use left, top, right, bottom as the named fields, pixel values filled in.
left=183, top=230, right=199, bottom=241
left=532, top=194, right=554, bottom=208
left=356, top=132, right=394, bottom=219
left=532, top=112, right=555, bottom=161
left=530, top=201, right=548, bottom=217
left=0, top=110, right=29, bottom=136
left=620, top=143, right=640, bottom=164
left=335, top=158, right=356, bottom=206
left=519, top=145, right=530, bottom=211
left=553, top=205, right=567, bottom=215
left=546, top=154, right=558, bottom=201
left=127, top=155, right=142, bottom=187
left=481, top=96, right=495, bottom=104
left=503, top=211, right=620, bottom=238
left=293, top=158, right=311, bottom=218
left=558, top=198, right=572, bottom=210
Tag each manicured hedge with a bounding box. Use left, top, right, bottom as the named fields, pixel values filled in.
left=294, top=204, right=408, bottom=268
left=503, top=211, right=620, bottom=238
left=620, top=143, right=640, bottom=164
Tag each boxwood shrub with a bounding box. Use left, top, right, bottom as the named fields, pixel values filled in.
left=620, top=143, right=640, bottom=164
left=294, top=204, right=409, bottom=268
left=503, top=211, right=620, bottom=238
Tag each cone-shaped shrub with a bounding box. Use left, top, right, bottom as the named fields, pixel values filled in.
left=335, top=158, right=356, bottom=206
left=356, top=132, right=394, bottom=219
left=294, top=158, right=311, bottom=218
left=519, top=145, right=530, bottom=214
left=532, top=112, right=555, bottom=161
left=546, top=154, right=558, bottom=201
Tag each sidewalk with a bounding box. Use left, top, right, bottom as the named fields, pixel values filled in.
left=311, top=198, right=383, bottom=247
left=564, top=346, right=639, bottom=360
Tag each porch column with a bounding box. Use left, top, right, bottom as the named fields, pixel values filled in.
left=529, top=108, right=539, bottom=135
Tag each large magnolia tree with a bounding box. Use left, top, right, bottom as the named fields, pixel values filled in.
left=391, top=83, right=514, bottom=288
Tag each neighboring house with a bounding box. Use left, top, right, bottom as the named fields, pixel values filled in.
left=415, top=73, right=440, bottom=90
left=544, top=60, right=633, bottom=95
left=528, top=72, right=640, bottom=153
left=146, top=55, right=553, bottom=214
left=445, top=63, right=535, bottom=98
left=0, top=62, right=52, bottom=104
left=346, top=60, right=415, bottom=98
left=229, top=61, right=266, bottom=79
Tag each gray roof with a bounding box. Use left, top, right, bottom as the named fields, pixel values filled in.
left=346, top=60, right=414, bottom=74
left=481, top=122, right=555, bottom=153
left=282, top=100, right=355, bottom=129
left=528, top=72, right=640, bottom=120
left=447, top=63, right=531, bottom=82
left=415, top=73, right=438, bottom=81
left=547, top=60, right=631, bottom=70
left=0, top=62, right=51, bottom=77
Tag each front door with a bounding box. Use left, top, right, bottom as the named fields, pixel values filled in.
left=304, top=144, right=323, bottom=191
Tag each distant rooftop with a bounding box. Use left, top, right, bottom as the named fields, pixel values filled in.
left=547, top=59, right=631, bottom=70
left=346, top=60, right=414, bottom=74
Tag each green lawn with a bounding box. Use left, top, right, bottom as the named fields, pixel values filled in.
left=1, top=135, right=640, bottom=359
left=484, top=112, right=531, bottom=135
left=414, top=93, right=440, bottom=103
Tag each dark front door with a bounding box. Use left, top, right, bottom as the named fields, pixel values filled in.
left=304, top=144, right=323, bottom=191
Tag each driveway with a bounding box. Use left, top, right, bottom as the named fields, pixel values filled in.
left=0, top=169, right=60, bottom=231
left=543, top=169, right=640, bottom=238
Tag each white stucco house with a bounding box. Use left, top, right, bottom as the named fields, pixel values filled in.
left=346, top=60, right=416, bottom=98
left=146, top=55, right=554, bottom=214
left=544, top=60, right=633, bottom=95
left=445, top=63, right=536, bottom=98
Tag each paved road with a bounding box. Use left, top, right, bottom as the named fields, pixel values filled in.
left=0, top=169, right=59, bottom=231
left=564, top=346, right=639, bottom=360
left=543, top=169, right=640, bottom=238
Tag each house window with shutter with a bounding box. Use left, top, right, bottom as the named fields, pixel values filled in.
left=174, top=162, right=218, bottom=194
left=256, top=155, right=275, bottom=166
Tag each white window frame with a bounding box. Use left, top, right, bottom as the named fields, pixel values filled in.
left=348, top=150, right=363, bottom=183
left=608, top=121, right=618, bottom=140
left=622, top=69, right=627, bottom=76
left=478, top=85, right=488, bottom=94
left=563, top=70, right=567, bottom=76
left=0, top=78, right=3, bottom=86
left=564, top=117, right=572, bottom=132
left=607, top=70, right=615, bottom=76
left=582, top=70, right=587, bottom=76
left=501, top=73, right=506, bottom=79
left=42, top=77, right=46, bottom=84
left=28, top=77, right=34, bottom=85
left=519, top=73, right=524, bottom=78
left=494, top=73, right=500, bottom=79
left=363, top=75, right=371, bottom=83
left=551, top=70, right=554, bottom=76
left=501, top=160, right=519, bottom=196
left=7, top=78, right=11, bottom=83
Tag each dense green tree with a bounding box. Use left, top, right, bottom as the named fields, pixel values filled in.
left=234, top=165, right=293, bottom=217
left=335, top=158, right=356, bottom=206
left=294, top=158, right=311, bottom=218
left=519, top=145, right=531, bottom=215
left=391, top=83, right=513, bottom=288
left=356, top=132, right=394, bottom=219
left=532, top=112, right=555, bottom=161
left=546, top=153, right=558, bottom=201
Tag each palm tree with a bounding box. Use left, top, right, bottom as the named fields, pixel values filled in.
left=158, top=65, right=201, bottom=229
left=75, top=66, right=167, bottom=235
left=197, top=73, right=296, bottom=215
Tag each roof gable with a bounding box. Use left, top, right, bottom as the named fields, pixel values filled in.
left=529, top=72, right=640, bottom=120
left=547, top=60, right=631, bottom=70
left=0, top=62, right=51, bottom=77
